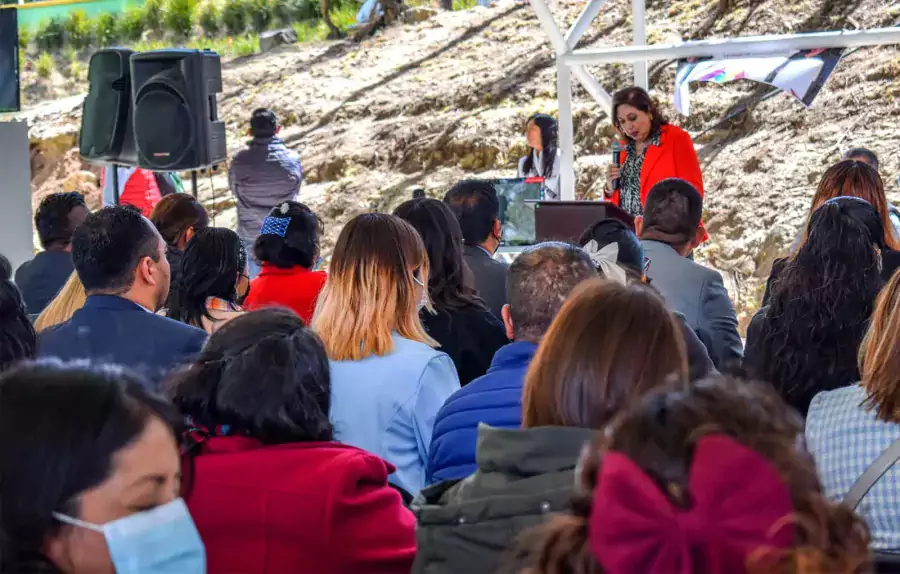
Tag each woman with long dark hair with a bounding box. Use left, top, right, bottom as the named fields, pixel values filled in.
left=170, top=309, right=416, bottom=573
left=0, top=361, right=203, bottom=574
left=744, top=196, right=884, bottom=416
left=604, top=87, right=704, bottom=236
left=393, top=197, right=508, bottom=385
left=166, top=228, right=249, bottom=334
left=518, top=113, right=561, bottom=200
left=0, top=254, right=36, bottom=373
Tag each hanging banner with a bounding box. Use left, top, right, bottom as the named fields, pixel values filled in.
left=674, top=47, right=844, bottom=116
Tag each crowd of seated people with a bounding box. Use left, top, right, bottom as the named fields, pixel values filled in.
left=6, top=151, right=900, bottom=574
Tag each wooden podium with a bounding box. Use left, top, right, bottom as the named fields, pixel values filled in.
left=533, top=201, right=635, bottom=244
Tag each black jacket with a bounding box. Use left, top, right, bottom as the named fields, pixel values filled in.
left=421, top=306, right=509, bottom=386
left=412, top=425, right=594, bottom=574
left=462, top=246, right=508, bottom=319
left=14, top=250, right=73, bottom=315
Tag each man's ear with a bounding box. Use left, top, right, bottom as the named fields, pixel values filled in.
left=137, top=257, right=156, bottom=287
left=247, top=128, right=253, bottom=137
left=501, top=304, right=515, bottom=341
left=634, top=216, right=644, bottom=237
left=690, top=226, right=704, bottom=250
left=184, top=226, right=195, bottom=245
left=276, top=125, right=282, bottom=135
left=493, top=218, right=502, bottom=240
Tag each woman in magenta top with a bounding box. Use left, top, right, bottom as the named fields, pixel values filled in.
left=243, top=201, right=327, bottom=324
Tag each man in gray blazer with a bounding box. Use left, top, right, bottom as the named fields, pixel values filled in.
left=638, top=178, right=743, bottom=373
left=444, top=181, right=507, bottom=318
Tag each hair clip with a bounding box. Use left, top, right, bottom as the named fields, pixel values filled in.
left=279, top=202, right=290, bottom=215
left=260, top=216, right=290, bottom=238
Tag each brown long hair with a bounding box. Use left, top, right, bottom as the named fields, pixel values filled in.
left=611, top=87, right=669, bottom=141
left=803, top=160, right=900, bottom=250
left=149, top=193, right=209, bottom=249
left=522, top=279, right=687, bottom=429
left=520, top=377, right=870, bottom=574
left=861, top=270, right=900, bottom=422
left=313, top=213, right=436, bottom=361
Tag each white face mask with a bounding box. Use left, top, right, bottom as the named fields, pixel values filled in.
left=413, top=274, right=428, bottom=311
left=54, top=498, right=206, bottom=574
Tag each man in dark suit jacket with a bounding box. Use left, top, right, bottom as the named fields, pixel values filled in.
left=637, top=178, right=743, bottom=373
left=15, top=192, right=89, bottom=315
left=38, top=206, right=207, bottom=390
left=444, top=180, right=507, bottom=318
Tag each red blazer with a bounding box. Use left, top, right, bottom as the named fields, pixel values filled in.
left=609, top=124, right=707, bottom=240
left=243, top=264, right=327, bottom=324
left=185, top=437, right=417, bottom=574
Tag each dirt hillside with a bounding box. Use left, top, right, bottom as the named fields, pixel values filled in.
left=18, top=0, right=900, bottom=328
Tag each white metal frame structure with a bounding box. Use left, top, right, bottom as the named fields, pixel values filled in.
left=530, top=0, right=900, bottom=200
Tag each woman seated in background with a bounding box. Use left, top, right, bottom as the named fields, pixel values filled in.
left=0, top=361, right=205, bottom=574
left=518, top=114, right=560, bottom=200
left=523, top=377, right=870, bottom=574
left=244, top=201, right=327, bottom=325
left=578, top=218, right=715, bottom=381
left=166, top=228, right=249, bottom=334
left=34, top=272, right=86, bottom=332
left=394, top=197, right=508, bottom=385
left=412, top=278, right=687, bottom=574
left=149, top=193, right=209, bottom=298
left=744, top=197, right=883, bottom=416
left=170, top=309, right=416, bottom=574
left=314, top=213, right=460, bottom=497
left=0, top=254, right=36, bottom=373
left=763, top=160, right=900, bottom=305
left=807, top=270, right=900, bottom=552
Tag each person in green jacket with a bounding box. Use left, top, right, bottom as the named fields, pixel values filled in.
left=411, top=278, right=689, bottom=574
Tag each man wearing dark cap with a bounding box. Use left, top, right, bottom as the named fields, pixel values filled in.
left=637, top=178, right=743, bottom=373
left=229, top=108, right=303, bottom=277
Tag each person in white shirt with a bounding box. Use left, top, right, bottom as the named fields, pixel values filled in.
left=517, top=114, right=561, bottom=200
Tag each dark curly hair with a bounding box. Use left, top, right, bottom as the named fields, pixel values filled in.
left=518, top=377, right=870, bottom=574
left=749, top=197, right=882, bottom=414
left=34, top=192, right=88, bottom=250
left=393, top=197, right=483, bottom=313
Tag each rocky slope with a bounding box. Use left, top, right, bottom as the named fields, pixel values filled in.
left=19, top=0, right=900, bottom=328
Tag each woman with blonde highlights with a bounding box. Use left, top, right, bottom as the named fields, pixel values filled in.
left=34, top=272, right=86, bottom=332
left=315, top=213, right=460, bottom=497
left=807, top=269, right=900, bottom=552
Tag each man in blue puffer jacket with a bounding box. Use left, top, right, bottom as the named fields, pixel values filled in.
left=426, top=242, right=597, bottom=484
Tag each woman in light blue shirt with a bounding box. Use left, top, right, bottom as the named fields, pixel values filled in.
left=313, top=213, right=460, bottom=496
left=806, top=270, right=900, bottom=552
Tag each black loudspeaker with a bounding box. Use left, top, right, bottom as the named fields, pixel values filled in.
left=130, top=49, right=226, bottom=171
left=0, top=8, right=20, bottom=113
left=79, top=48, right=137, bottom=164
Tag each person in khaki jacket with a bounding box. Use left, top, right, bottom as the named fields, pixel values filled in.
left=166, top=228, right=249, bottom=335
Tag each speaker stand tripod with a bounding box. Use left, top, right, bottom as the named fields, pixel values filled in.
left=191, top=170, right=198, bottom=198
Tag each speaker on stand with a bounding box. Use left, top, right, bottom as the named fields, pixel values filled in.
left=130, top=49, right=226, bottom=172
left=79, top=48, right=137, bottom=166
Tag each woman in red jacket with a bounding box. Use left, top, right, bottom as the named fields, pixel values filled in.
left=169, top=308, right=416, bottom=574
left=604, top=87, right=706, bottom=238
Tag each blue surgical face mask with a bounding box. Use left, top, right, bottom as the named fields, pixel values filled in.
left=53, top=498, right=205, bottom=574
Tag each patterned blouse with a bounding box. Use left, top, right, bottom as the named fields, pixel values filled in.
left=620, top=131, right=662, bottom=217
left=806, top=384, right=900, bottom=551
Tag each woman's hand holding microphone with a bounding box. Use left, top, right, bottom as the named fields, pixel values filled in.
left=604, top=164, right=620, bottom=198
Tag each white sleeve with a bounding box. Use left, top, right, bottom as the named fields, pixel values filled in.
left=517, top=155, right=528, bottom=178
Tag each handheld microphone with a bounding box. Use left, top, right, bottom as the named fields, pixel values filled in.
left=611, top=141, right=623, bottom=191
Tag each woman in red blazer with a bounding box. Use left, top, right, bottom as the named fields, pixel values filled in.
left=170, top=308, right=416, bottom=574
left=604, top=87, right=707, bottom=239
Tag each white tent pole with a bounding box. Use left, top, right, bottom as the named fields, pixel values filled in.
left=563, top=27, right=900, bottom=65
left=631, top=0, right=648, bottom=88
left=557, top=62, right=576, bottom=201
left=565, top=0, right=609, bottom=48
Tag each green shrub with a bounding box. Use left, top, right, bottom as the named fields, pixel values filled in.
left=94, top=12, right=121, bottom=46
left=291, top=19, right=324, bottom=42
left=247, top=0, right=273, bottom=32
left=271, top=0, right=293, bottom=26
left=164, top=0, right=197, bottom=37
left=18, top=27, right=30, bottom=51
left=64, top=10, right=92, bottom=49
left=119, top=7, right=146, bottom=42
left=292, top=0, right=320, bottom=20
left=36, top=52, right=54, bottom=79
left=196, top=0, right=221, bottom=36
left=232, top=34, right=258, bottom=56
left=143, top=0, right=165, bottom=34
left=35, top=18, right=65, bottom=52
left=221, top=0, right=249, bottom=35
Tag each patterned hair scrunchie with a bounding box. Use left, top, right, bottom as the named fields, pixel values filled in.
left=260, top=216, right=290, bottom=237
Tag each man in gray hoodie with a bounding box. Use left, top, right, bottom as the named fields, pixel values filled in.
left=229, top=109, right=303, bottom=277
